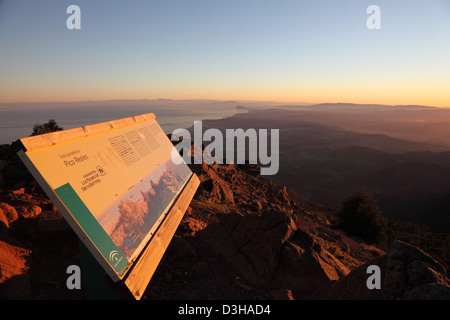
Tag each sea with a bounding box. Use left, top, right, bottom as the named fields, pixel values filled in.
left=0, top=99, right=255, bottom=145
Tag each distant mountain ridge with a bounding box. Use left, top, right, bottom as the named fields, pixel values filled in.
left=194, top=108, right=450, bottom=234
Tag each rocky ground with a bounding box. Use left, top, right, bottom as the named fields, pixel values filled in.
left=0, top=142, right=449, bottom=300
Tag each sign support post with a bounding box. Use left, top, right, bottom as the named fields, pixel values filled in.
left=79, top=240, right=120, bottom=300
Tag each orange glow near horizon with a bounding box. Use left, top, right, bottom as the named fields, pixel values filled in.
left=1, top=82, right=449, bottom=109
left=1, top=55, right=449, bottom=107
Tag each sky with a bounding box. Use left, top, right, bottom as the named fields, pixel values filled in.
left=0, top=0, right=450, bottom=107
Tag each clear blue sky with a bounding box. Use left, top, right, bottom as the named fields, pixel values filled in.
left=1, top=0, right=449, bottom=106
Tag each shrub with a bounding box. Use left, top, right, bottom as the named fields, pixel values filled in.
left=31, top=119, right=64, bottom=136
left=337, top=188, right=385, bottom=244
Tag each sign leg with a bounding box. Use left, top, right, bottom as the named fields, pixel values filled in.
left=79, top=240, right=119, bottom=300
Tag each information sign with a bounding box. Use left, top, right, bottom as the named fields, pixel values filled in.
left=17, top=114, right=198, bottom=298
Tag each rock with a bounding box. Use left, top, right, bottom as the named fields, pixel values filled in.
left=199, top=207, right=352, bottom=298
left=277, top=236, right=350, bottom=297
left=389, top=240, right=447, bottom=277
left=251, top=200, right=263, bottom=212
left=8, top=191, right=32, bottom=201
left=199, top=162, right=235, bottom=205
left=1, top=138, right=447, bottom=300
left=407, top=260, right=446, bottom=287
left=388, top=241, right=450, bottom=299
left=199, top=210, right=295, bottom=285
left=0, top=234, right=32, bottom=299
left=12, top=188, right=25, bottom=195
left=19, top=205, right=42, bottom=219
left=277, top=187, right=290, bottom=206
left=313, top=240, right=450, bottom=300
left=183, top=217, right=207, bottom=234
left=29, top=205, right=42, bottom=217
left=0, top=203, right=19, bottom=229
left=341, top=241, right=350, bottom=254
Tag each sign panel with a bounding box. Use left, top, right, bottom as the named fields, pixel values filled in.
left=18, top=114, right=195, bottom=282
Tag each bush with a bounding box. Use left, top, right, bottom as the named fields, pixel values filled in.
left=31, top=119, right=64, bottom=136
left=337, top=188, right=385, bottom=244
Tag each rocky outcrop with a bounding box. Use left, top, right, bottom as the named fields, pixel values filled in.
left=197, top=162, right=235, bottom=206
left=313, top=240, right=450, bottom=300
left=198, top=209, right=351, bottom=298
left=0, top=140, right=449, bottom=300
left=0, top=203, right=19, bottom=231
left=177, top=148, right=384, bottom=299
left=0, top=234, right=32, bottom=299
left=0, top=183, right=82, bottom=299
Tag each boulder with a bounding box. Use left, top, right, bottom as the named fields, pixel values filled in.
left=182, top=217, right=207, bottom=235
left=276, top=231, right=350, bottom=297
left=199, top=208, right=350, bottom=297
left=199, top=162, right=235, bottom=205
left=313, top=240, right=450, bottom=300
left=0, top=235, right=32, bottom=299
left=0, top=203, right=19, bottom=230
left=19, top=205, right=42, bottom=219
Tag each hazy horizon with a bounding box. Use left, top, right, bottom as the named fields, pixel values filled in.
left=0, top=98, right=446, bottom=111
left=3, top=99, right=450, bottom=148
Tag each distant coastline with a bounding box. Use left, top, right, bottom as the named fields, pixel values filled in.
left=1, top=99, right=447, bottom=146
left=0, top=99, right=262, bottom=145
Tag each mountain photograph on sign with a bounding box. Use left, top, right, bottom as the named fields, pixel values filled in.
left=99, top=158, right=192, bottom=261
